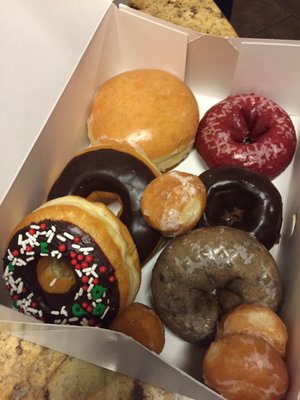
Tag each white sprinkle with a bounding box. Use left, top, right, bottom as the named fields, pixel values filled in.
left=12, top=258, right=17, bottom=265
left=81, top=318, right=88, bottom=326
left=15, top=277, right=22, bottom=284
left=56, top=253, right=62, bottom=259
left=40, top=253, right=49, bottom=257
left=26, top=251, right=34, bottom=256
left=87, top=284, right=94, bottom=293
left=60, top=306, right=68, bottom=317
left=27, top=307, right=38, bottom=314
left=91, top=270, right=98, bottom=278
left=3, top=266, right=10, bottom=278
left=100, top=306, right=110, bottom=320
left=96, top=298, right=102, bottom=303
left=74, top=292, right=79, bottom=300
left=27, top=293, right=34, bottom=299
left=64, top=232, right=74, bottom=240
left=69, top=317, right=79, bottom=322
left=47, top=232, right=55, bottom=243
left=71, top=244, right=80, bottom=249
left=88, top=277, right=93, bottom=285
left=17, top=282, right=24, bottom=294
left=26, top=257, right=34, bottom=262
left=46, top=229, right=53, bottom=237
left=16, top=259, right=26, bottom=266
left=75, top=269, right=82, bottom=278
left=51, top=226, right=56, bottom=232
left=51, top=250, right=59, bottom=257
left=87, top=293, right=92, bottom=300
left=7, top=249, right=13, bottom=260
left=51, top=310, right=59, bottom=315
left=78, top=288, right=83, bottom=297
left=79, top=247, right=94, bottom=252
left=61, top=319, right=67, bottom=325
left=54, top=319, right=62, bottom=323
left=30, top=224, right=40, bottom=229
left=18, top=234, right=23, bottom=245
left=56, top=235, right=66, bottom=242
left=92, top=302, right=97, bottom=307
left=38, top=310, right=43, bottom=317
left=8, top=276, right=17, bottom=291
left=49, top=278, right=57, bottom=287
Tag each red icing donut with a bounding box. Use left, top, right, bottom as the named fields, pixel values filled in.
left=195, top=93, right=297, bottom=179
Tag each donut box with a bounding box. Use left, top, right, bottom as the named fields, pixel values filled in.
left=1, top=1, right=300, bottom=399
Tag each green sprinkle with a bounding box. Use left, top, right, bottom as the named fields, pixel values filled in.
left=12, top=301, right=18, bottom=309
left=92, top=285, right=107, bottom=300
left=8, top=262, right=15, bottom=272
left=92, top=302, right=106, bottom=316
left=72, top=303, right=87, bottom=317
left=40, top=241, right=49, bottom=254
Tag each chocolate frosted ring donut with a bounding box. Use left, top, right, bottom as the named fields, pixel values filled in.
left=47, top=141, right=161, bottom=263
left=151, top=226, right=282, bottom=343
left=3, top=196, right=141, bottom=328
left=195, top=93, right=297, bottom=179
left=197, top=166, right=282, bottom=249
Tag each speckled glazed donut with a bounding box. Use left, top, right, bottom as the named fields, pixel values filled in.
left=151, top=226, right=282, bottom=343
left=195, top=93, right=297, bottom=179
left=197, top=166, right=283, bottom=249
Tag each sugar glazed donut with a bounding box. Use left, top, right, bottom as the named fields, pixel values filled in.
left=151, top=226, right=282, bottom=343
left=197, top=166, right=283, bottom=249
left=87, top=69, right=200, bottom=171
left=141, top=171, right=206, bottom=237
left=2, top=196, right=141, bottom=327
left=48, top=141, right=161, bottom=264
left=195, top=93, right=297, bottom=179
left=203, top=333, right=289, bottom=400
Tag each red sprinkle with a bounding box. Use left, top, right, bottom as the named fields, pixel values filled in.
left=58, top=244, right=67, bottom=253
left=109, top=275, right=115, bottom=283
left=12, top=250, right=19, bottom=257
left=82, top=285, right=89, bottom=291
left=6, top=284, right=12, bottom=290
left=75, top=264, right=81, bottom=270
left=88, top=319, right=95, bottom=326
left=71, top=259, right=78, bottom=266
left=40, top=223, right=46, bottom=230
left=81, top=261, right=88, bottom=269
left=70, top=251, right=77, bottom=259
left=12, top=294, right=19, bottom=301
left=82, top=302, right=88, bottom=309
left=74, top=236, right=81, bottom=243
left=31, top=301, right=38, bottom=308
left=28, top=228, right=36, bottom=235
left=22, top=287, right=27, bottom=293
left=93, top=278, right=99, bottom=285
left=86, top=255, right=93, bottom=263
left=86, top=305, right=93, bottom=313
left=81, top=276, right=89, bottom=283
left=26, top=245, right=32, bottom=252
left=77, top=254, right=84, bottom=261
left=99, top=265, right=107, bottom=273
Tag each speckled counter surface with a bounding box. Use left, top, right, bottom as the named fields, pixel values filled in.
left=127, top=0, right=238, bottom=37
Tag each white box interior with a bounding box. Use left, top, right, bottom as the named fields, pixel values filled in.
left=1, top=3, right=300, bottom=399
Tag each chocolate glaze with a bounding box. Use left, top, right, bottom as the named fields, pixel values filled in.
left=48, top=148, right=160, bottom=263
left=197, top=166, right=283, bottom=249
left=3, top=220, right=119, bottom=327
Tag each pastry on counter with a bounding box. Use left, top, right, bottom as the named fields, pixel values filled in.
left=127, top=0, right=238, bottom=37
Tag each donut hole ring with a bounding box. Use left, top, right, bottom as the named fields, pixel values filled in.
left=195, top=93, right=297, bottom=179
left=197, top=166, right=283, bottom=249
left=151, top=226, right=282, bottom=343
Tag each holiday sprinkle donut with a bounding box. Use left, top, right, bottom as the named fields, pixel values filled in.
left=195, top=93, right=297, bottom=179
left=2, top=196, right=141, bottom=328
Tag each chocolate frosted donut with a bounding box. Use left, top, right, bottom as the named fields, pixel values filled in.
left=48, top=142, right=161, bottom=263
left=197, top=166, right=283, bottom=249
left=151, top=226, right=282, bottom=343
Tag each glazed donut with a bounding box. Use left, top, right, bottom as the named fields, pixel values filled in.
left=203, top=333, right=289, bottom=400
left=109, top=302, right=165, bottom=354
left=217, top=304, right=288, bottom=356
left=197, top=166, right=283, bottom=249
left=141, top=171, right=206, bottom=237
left=151, top=226, right=282, bottom=343
left=87, top=69, right=199, bottom=171
left=2, top=196, right=141, bottom=327
left=47, top=141, right=162, bottom=264
left=195, top=93, right=297, bottom=179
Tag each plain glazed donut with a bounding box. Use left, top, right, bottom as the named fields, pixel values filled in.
left=217, top=304, right=288, bottom=356
left=151, top=226, right=282, bottom=343
left=87, top=69, right=200, bottom=171
left=141, top=171, right=206, bottom=237
left=203, top=333, right=289, bottom=400
left=109, top=302, right=165, bottom=354
left=195, top=93, right=297, bottom=179
left=47, top=141, right=161, bottom=264
left=2, top=196, right=141, bottom=327
left=197, top=166, right=282, bottom=249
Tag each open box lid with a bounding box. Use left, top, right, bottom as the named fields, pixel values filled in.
left=1, top=2, right=300, bottom=399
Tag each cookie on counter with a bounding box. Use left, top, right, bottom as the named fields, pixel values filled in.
left=128, top=0, right=238, bottom=37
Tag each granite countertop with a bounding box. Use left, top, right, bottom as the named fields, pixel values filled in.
left=0, top=2, right=235, bottom=399
left=127, top=0, right=238, bottom=37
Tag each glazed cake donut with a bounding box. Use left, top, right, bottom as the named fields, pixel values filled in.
left=151, top=226, right=282, bottom=343
left=195, top=93, right=297, bottom=179
left=217, top=304, right=288, bottom=356
left=109, top=302, right=165, bottom=354
left=141, top=171, right=206, bottom=237
left=47, top=141, right=161, bottom=264
left=2, top=196, right=141, bottom=327
left=203, top=333, right=289, bottom=400
left=197, top=166, right=283, bottom=249
left=87, top=69, right=200, bottom=171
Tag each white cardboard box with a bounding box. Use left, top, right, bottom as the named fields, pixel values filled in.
left=1, top=1, right=300, bottom=399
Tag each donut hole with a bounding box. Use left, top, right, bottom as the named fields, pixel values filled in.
left=205, top=185, right=260, bottom=231
left=87, top=191, right=123, bottom=216
left=37, top=257, right=76, bottom=294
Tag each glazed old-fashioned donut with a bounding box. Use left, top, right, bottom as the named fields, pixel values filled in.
left=141, top=171, right=206, bottom=237
left=197, top=166, right=283, bottom=249
left=47, top=141, right=161, bottom=264
left=203, top=333, right=289, bottom=400
left=3, top=196, right=141, bottom=327
left=217, top=304, right=288, bottom=356
left=195, top=93, right=297, bottom=179
left=109, top=302, right=165, bottom=354
left=151, top=226, right=282, bottom=343
left=87, top=69, right=200, bottom=171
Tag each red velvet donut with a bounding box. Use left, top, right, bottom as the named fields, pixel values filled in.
left=195, top=93, right=297, bottom=179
